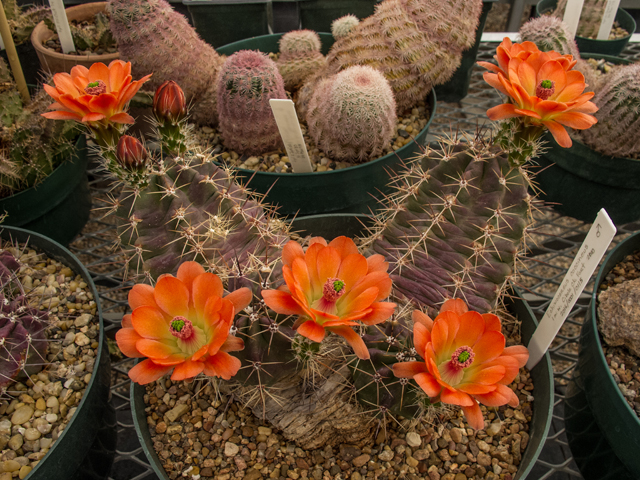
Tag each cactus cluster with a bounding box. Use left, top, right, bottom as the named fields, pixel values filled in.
left=0, top=250, right=48, bottom=389
left=331, top=14, right=360, bottom=40
left=44, top=11, right=114, bottom=52
left=108, top=0, right=224, bottom=126
left=217, top=50, right=286, bottom=156
left=320, top=0, right=484, bottom=112
left=0, top=59, right=77, bottom=198
left=276, top=30, right=326, bottom=91
left=306, top=65, right=397, bottom=162
left=3, top=0, right=50, bottom=45
left=579, top=64, right=640, bottom=158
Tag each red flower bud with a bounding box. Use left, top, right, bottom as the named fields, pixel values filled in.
left=116, top=135, right=148, bottom=171
left=153, top=81, right=187, bottom=124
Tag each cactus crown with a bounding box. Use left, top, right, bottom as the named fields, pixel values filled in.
left=331, top=14, right=360, bottom=39
left=518, top=15, right=580, bottom=58
left=278, top=29, right=322, bottom=55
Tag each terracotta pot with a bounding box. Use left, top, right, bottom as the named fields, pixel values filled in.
left=30, top=2, right=119, bottom=75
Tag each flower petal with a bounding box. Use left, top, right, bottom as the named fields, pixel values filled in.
left=202, top=351, right=241, bottom=380
left=414, top=372, right=442, bottom=397
left=115, top=328, right=144, bottom=358
left=170, top=360, right=204, bottom=381
left=392, top=361, right=428, bottom=378
left=176, top=261, right=205, bottom=293
left=128, top=359, right=172, bottom=385
left=128, top=284, right=157, bottom=310
left=328, top=325, right=369, bottom=360
left=154, top=275, right=190, bottom=318
left=131, top=306, right=170, bottom=339
left=262, top=289, right=306, bottom=316
left=297, top=320, right=326, bottom=343
left=461, top=402, right=485, bottom=430
left=192, top=272, right=223, bottom=313
left=441, top=387, right=474, bottom=406
left=542, top=120, right=572, bottom=148
left=359, top=301, right=396, bottom=325
left=136, top=339, right=178, bottom=359
left=225, top=287, right=252, bottom=315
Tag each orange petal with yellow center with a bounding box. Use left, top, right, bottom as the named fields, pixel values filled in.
left=43, top=83, right=61, bottom=100
left=192, top=272, right=223, bottom=313
left=304, top=242, right=324, bottom=293
left=537, top=60, right=567, bottom=94
left=414, top=372, right=442, bottom=397
left=392, top=361, right=428, bottom=378
left=471, top=330, right=505, bottom=364
left=456, top=383, right=497, bottom=395
left=477, top=61, right=502, bottom=74
left=154, top=275, right=190, bottom=318
left=473, top=383, right=518, bottom=407
left=177, top=261, right=205, bottom=294
left=129, top=284, right=157, bottom=310
left=108, top=60, right=127, bottom=92
left=87, top=62, right=110, bottom=85
left=292, top=257, right=311, bottom=294
left=343, top=271, right=392, bottom=305
left=337, top=253, right=368, bottom=291
left=151, top=354, right=186, bottom=366
left=53, top=73, right=80, bottom=96
left=465, top=364, right=506, bottom=386
left=115, top=328, right=144, bottom=358
left=117, top=77, right=151, bottom=109
left=489, top=356, right=520, bottom=385
left=283, top=240, right=305, bottom=267
left=88, top=93, right=119, bottom=117
left=328, top=236, right=359, bottom=258
left=441, top=387, right=474, bottom=406
left=225, top=287, right=252, bottom=315
left=433, top=311, right=460, bottom=356
left=542, top=120, right=572, bottom=148
left=517, top=59, right=538, bottom=96
left=297, top=319, right=326, bottom=343
left=328, top=325, right=369, bottom=360
left=554, top=81, right=586, bottom=103
left=482, top=72, right=508, bottom=96
left=554, top=111, right=598, bottom=129
left=262, top=289, right=305, bottom=316
left=453, top=311, right=485, bottom=349
left=131, top=306, right=170, bottom=340
left=316, top=246, right=341, bottom=283
left=57, top=94, right=90, bottom=115
left=220, top=336, right=244, bottom=352
left=170, top=360, right=204, bottom=381
left=359, top=301, right=396, bottom=325
left=513, top=108, right=542, bottom=120
left=202, top=351, right=241, bottom=380
left=136, top=339, right=178, bottom=360
left=461, top=402, right=485, bottom=430
left=340, top=286, right=379, bottom=314
left=128, top=359, right=172, bottom=385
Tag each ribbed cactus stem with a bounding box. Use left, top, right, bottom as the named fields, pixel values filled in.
left=276, top=30, right=326, bottom=91
left=331, top=15, right=360, bottom=40
left=518, top=16, right=580, bottom=59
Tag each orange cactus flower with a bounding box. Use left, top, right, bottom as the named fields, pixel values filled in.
left=478, top=38, right=597, bottom=148
left=392, top=299, right=529, bottom=430
left=261, top=236, right=396, bottom=360
left=116, top=261, right=252, bottom=385
left=42, top=60, right=151, bottom=127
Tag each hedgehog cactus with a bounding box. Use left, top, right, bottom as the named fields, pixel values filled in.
left=322, top=0, right=484, bottom=112
left=217, top=50, right=287, bottom=156
left=331, top=14, right=360, bottom=40
left=579, top=64, right=640, bottom=158
left=306, top=65, right=397, bottom=162
left=108, top=0, right=224, bottom=126
left=0, top=251, right=48, bottom=389
left=518, top=15, right=580, bottom=59
left=276, top=30, right=326, bottom=90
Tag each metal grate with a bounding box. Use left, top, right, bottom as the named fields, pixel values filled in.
left=66, top=41, right=640, bottom=480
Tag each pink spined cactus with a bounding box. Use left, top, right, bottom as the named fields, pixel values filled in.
left=108, top=0, right=224, bottom=126
left=217, top=50, right=287, bottom=156
left=306, top=65, right=397, bottom=162
left=279, top=29, right=322, bottom=55
left=277, top=30, right=326, bottom=90
left=331, top=15, right=360, bottom=40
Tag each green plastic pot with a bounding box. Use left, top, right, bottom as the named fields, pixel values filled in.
left=564, top=231, right=640, bottom=480
left=0, top=226, right=116, bottom=480
left=434, top=0, right=497, bottom=103
left=132, top=213, right=553, bottom=480
left=216, top=33, right=436, bottom=217
left=0, top=135, right=91, bottom=246
left=182, top=0, right=272, bottom=48
left=298, top=0, right=378, bottom=32
left=536, top=0, right=636, bottom=56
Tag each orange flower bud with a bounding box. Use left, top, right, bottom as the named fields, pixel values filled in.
left=153, top=81, right=187, bottom=124
left=116, top=135, right=148, bottom=171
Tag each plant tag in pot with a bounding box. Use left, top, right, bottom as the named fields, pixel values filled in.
left=562, top=0, right=586, bottom=38
left=597, top=0, right=621, bottom=40
left=270, top=99, right=313, bottom=173
left=48, top=0, right=76, bottom=53
left=527, top=208, right=616, bottom=368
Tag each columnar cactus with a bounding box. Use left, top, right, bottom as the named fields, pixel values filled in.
left=217, top=50, right=287, bottom=156
left=108, top=0, right=224, bottom=126
left=276, top=30, right=326, bottom=90
left=306, top=66, right=397, bottom=162
left=579, top=64, right=640, bottom=158
left=331, top=14, right=360, bottom=40
left=322, top=0, right=484, bottom=112
left=0, top=251, right=48, bottom=389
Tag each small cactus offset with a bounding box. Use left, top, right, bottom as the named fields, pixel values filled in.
left=306, top=66, right=397, bottom=162
left=580, top=64, right=640, bottom=158
left=217, top=50, right=287, bottom=156
left=276, top=30, right=326, bottom=90
left=44, top=11, right=115, bottom=52
left=331, top=14, right=360, bottom=40
left=518, top=15, right=580, bottom=59
left=108, top=0, right=224, bottom=126
left=4, top=0, right=50, bottom=45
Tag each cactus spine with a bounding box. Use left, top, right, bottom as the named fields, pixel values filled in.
left=276, top=30, right=326, bottom=90
left=108, top=0, right=224, bottom=126
left=216, top=50, right=286, bottom=156
left=306, top=66, right=397, bottom=162
left=579, top=64, right=640, bottom=158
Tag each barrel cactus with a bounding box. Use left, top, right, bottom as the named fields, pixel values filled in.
left=331, top=14, right=360, bottom=40
left=276, top=30, right=326, bottom=90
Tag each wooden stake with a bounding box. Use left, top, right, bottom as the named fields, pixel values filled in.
left=0, top=0, right=30, bottom=103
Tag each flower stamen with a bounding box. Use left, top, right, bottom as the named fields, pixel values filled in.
left=322, top=277, right=346, bottom=302
left=535, top=79, right=555, bottom=100
left=451, top=345, right=475, bottom=369
left=84, top=80, right=107, bottom=96
left=170, top=316, right=194, bottom=340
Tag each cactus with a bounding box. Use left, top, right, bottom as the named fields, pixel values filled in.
left=44, top=11, right=115, bottom=53
left=320, top=0, right=484, bottom=112
left=331, top=14, right=360, bottom=40
left=306, top=65, right=397, bottom=162
left=216, top=50, right=286, bottom=156
left=579, top=64, right=640, bottom=158
left=276, top=30, right=326, bottom=90
left=108, top=0, right=224, bottom=126
left=3, top=0, right=50, bottom=45
left=0, top=251, right=48, bottom=389
left=0, top=59, right=77, bottom=198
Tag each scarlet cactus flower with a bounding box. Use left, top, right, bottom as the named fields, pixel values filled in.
left=478, top=38, right=597, bottom=148
left=41, top=60, right=151, bottom=128
left=116, top=135, right=148, bottom=171
left=392, top=299, right=529, bottom=430
left=116, top=261, right=251, bottom=384
left=261, top=236, right=396, bottom=360
left=153, top=80, right=187, bottom=124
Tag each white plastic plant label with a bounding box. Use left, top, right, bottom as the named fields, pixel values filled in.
left=562, top=0, right=586, bottom=38
left=48, top=0, right=76, bottom=54
left=526, top=208, right=616, bottom=369
left=597, top=0, right=621, bottom=40
left=269, top=99, right=313, bottom=173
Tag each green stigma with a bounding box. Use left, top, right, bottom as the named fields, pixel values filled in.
left=87, top=81, right=100, bottom=88
left=171, top=319, right=185, bottom=332
left=458, top=351, right=471, bottom=363
left=540, top=79, right=553, bottom=89
left=333, top=280, right=345, bottom=292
